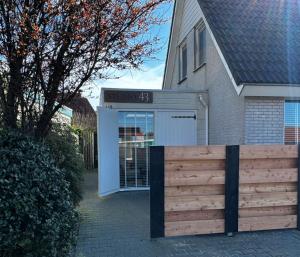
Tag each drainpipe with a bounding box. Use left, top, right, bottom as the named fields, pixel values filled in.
left=199, top=95, right=209, bottom=145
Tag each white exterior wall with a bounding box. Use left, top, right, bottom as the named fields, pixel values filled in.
left=245, top=97, right=285, bottom=144
left=165, top=0, right=245, bottom=145
left=179, top=0, right=202, bottom=42
left=101, top=90, right=208, bottom=145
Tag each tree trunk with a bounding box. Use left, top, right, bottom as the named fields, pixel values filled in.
left=34, top=98, right=56, bottom=139
left=3, top=62, right=22, bottom=129
left=3, top=80, right=18, bottom=128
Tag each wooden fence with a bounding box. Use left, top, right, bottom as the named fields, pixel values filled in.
left=150, top=145, right=300, bottom=238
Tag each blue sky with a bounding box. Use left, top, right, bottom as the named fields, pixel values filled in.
left=84, top=2, right=174, bottom=109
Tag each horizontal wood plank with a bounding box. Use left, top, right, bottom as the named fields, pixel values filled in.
left=165, top=159, right=225, bottom=172
left=165, top=210, right=224, bottom=222
left=165, top=195, right=225, bottom=212
left=240, top=145, right=298, bottom=159
left=239, top=192, right=297, bottom=208
left=239, top=215, right=297, bottom=232
left=239, top=183, right=297, bottom=194
left=165, top=170, right=225, bottom=186
left=165, top=146, right=226, bottom=161
left=162, top=145, right=300, bottom=237
left=165, top=219, right=225, bottom=237
left=239, top=206, right=297, bottom=218
left=239, top=169, right=297, bottom=184
left=165, top=185, right=225, bottom=197
left=240, top=158, right=297, bottom=170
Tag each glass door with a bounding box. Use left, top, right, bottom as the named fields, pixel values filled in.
left=118, top=112, right=154, bottom=189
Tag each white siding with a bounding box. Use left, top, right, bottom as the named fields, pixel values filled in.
left=179, top=0, right=203, bottom=42
left=101, top=90, right=208, bottom=145
left=167, top=1, right=246, bottom=145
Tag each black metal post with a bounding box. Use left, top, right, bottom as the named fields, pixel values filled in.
left=150, top=146, right=165, bottom=238
left=225, top=145, right=240, bottom=236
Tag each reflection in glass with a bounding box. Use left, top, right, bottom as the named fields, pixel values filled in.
left=118, top=112, right=154, bottom=189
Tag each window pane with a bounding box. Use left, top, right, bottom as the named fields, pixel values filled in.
left=124, top=112, right=136, bottom=187
left=118, top=111, right=154, bottom=189
left=182, top=45, right=187, bottom=78
left=118, top=112, right=127, bottom=188
left=199, top=29, right=206, bottom=65
left=285, top=102, right=300, bottom=144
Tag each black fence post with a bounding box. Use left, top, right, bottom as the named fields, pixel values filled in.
left=150, top=146, right=165, bottom=238
left=297, top=144, right=300, bottom=230
left=225, top=145, right=240, bottom=236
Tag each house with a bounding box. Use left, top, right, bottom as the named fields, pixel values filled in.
left=54, top=106, right=73, bottom=125
left=97, top=0, right=300, bottom=196
left=65, top=93, right=97, bottom=170
left=164, top=0, right=300, bottom=145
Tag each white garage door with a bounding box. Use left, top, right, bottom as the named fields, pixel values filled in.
left=155, top=111, right=197, bottom=146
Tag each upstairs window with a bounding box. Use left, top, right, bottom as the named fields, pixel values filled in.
left=285, top=101, right=300, bottom=144
left=194, top=22, right=206, bottom=70
left=179, top=41, right=187, bottom=82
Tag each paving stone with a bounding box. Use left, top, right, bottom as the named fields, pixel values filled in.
left=75, top=172, right=300, bottom=257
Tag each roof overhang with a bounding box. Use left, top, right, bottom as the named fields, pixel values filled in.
left=240, top=83, right=300, bottom=97
left=162, top=0, right=184, bottom=89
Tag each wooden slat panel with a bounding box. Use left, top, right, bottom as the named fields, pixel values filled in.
left=165, top=185, right=225, bottom=197
left=240, top=158, right=297, bottom=169
left=239, top=183, right=297, bottom=194
left=239, top=192, right=297, bottom=208
left=165, top=146, right=226, bottom=161
left=166, top=159, right=225, bottom=172
left=240, top=145, right=298, bottom=159
left=165, top=170, right=225, bottom=186
left=165, top=210, right=224, bottom=222
left=285, top=128, right=300, bottom=144
left=163, top=145, right=300, bottom=237
left=239, top=169, right=297, bottom=184
left=165, top=219, right=225, bottom=237
left=165, top=195, right=225, bottom=212
left=239, top=206, right=297, bottom=218
left=239, top=215, right=297, bottom=232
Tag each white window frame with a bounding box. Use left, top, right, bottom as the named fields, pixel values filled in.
left=178, top=40, right=188, bottom=83
left=194, top=21, right=206, bottom=70
left=284, top=100, right=300, bottom=144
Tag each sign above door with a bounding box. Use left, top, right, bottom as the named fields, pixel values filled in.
left=104, top=90, right=153, bottom=104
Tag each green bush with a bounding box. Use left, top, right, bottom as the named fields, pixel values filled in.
left=45, top=124, right=84, bottom=206
left=0, top=130, right=79, bottom=257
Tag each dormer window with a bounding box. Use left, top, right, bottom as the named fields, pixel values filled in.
left=194, top=21, right=206, bottom=70
left=179, top=41, right=187, bottom=82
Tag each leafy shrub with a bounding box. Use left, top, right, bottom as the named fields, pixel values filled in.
left=0, top=130, right=79, bottom=257
left=45, top=124, right=84, bottom=206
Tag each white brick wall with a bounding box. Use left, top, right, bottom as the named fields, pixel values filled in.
left=245, top=97, right=284, bottom=144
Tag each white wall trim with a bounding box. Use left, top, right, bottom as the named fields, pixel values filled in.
left=241, top=85, right=300, bottom=97
left=163, top=0, right=185, bottom=89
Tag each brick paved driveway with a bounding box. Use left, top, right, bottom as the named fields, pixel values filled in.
left=75, top=172, right=300, bottom=257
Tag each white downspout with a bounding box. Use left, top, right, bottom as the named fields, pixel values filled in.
left=199, top=95, right=209, bottom=145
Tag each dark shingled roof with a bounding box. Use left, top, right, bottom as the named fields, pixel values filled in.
left=197, top=0, right=300, bottom=86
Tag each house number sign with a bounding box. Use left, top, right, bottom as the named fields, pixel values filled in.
left=104, top=90, right=153, bottom=104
